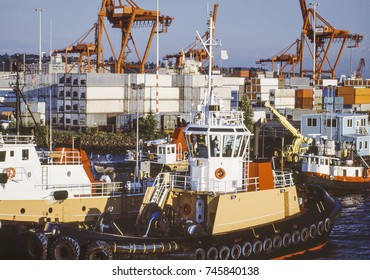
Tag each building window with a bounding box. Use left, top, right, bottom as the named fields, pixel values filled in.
left=307, top=118, right=317, bottom=127
left=326, top=119, right=336, bottom=127
left=347, top=119, right=353, bottom=127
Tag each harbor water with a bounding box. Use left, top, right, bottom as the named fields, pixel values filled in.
left=291, top=190, right=370, bottom=260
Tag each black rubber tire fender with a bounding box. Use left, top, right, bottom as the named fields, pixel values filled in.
left=50, top=236, right=80, bottom=260
left=21, top=231, right=48, bottom=260
left=84, top=240, right=113, bottom=260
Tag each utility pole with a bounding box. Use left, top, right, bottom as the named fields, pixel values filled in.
left=35, top=8, right=45, bottom=74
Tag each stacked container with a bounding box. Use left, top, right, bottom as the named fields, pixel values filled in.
left=295, top=89, right=313, bottom=109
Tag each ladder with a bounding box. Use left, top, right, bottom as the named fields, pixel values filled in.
left=150, top=174, right=170, bottom=207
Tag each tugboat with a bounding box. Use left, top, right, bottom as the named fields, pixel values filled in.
left=300, top=152, right=370, bottom=192
left=14, top=14, right=341, bottom=260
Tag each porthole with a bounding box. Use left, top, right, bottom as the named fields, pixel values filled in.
left=20, top=208, right=25, bottom=214
left=82, top=206, right=86, bottom=212
left=27, top=172, right=32, bottom=178
left=48, top=207, right=53, bottom=213
left=67, top=171, right=71, bottom=177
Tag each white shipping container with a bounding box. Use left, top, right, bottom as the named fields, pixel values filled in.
left=87, top=87, right=124, bottom=100
left=213, top=87, right=231, bottom=99
left=184, top=87, right=203, bottom=101
left=251, top=78, right=279, bottom=86
left=86, top=100, right=124, bottom=113
left=184, top=74, right=207, bottom=87
left=271, top=88, right=296, bottom=98
left=143, top=74, right=172, bottom=87
left=144, top=100, right=179, bottom=113
left=359, top=104, right=370, bottom=111
left=143, top=87, right=179, bottom=100
left=320, top=79, right=338, bottom=87
left=272, top=97, right=295, bottom=107
left=222, top=77, right=244, bottom=86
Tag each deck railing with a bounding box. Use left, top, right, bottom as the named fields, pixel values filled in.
left=154, top=170, right=294, bottom=194
left=0, top=134, right=34, bottom=144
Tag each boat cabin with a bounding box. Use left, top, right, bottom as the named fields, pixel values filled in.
left=301, top=154, right=365, bottom=178
left=184, top=108, right=250, bottom=193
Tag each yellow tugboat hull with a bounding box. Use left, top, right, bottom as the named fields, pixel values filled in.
left=0, top=195, right=143, bottom=224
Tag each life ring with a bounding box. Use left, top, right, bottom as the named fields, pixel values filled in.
left=21, top=231, right=48, bottom=260
left=50, top=236, right=80, bottom=260
left=215, top=168, right=226, bottom=179
left=282, top=233, right=291, bottom=248
left=301, top=227, right=309, bottom=242
left=231, top=244, right=242, bottom=260
left=242, top=241, right=253, bottom=257
left=6, top=167, right=16, bottom=179
left=182, top=203, right=192, bottom=215
left=252, top=240, right=263, bottom=255
left=292, top=230, right=300, bottom=245
left=206, top=247, right=218, bottom=260
left=317, top=221, right=324, bottom=236
left=218, top=245, right=230, bottom=260
left=84, top=240, right=113, bottom=260
left=324, top=218, right=331, bottom=232
left=263, top=238, right=273, bottom=253
left=272, top=235, right=282, bottom=249
left=194, top=248, right=206, bottom=260
left=309, top=224, right=317, bottom=239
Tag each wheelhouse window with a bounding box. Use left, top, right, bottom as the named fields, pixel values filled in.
left=186, top=134, right=208, bottom=158
left=22, top=149, right=29, bottom=160
left=222, top=135, right=235, bottom=157
left=209, top=135, right=220, bottom=157
left=0, top=151, right=5, bottom=162
left=233, top=135, right=243, bottom=157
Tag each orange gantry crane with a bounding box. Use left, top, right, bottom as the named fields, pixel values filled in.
left=257, top=0, right=363, bottom=80
left=163, top=3, right=219, bottom=70
left=256, top=39, right=301, bottom=79
left=97, top=0, right=173, bottom=73
left=299, top=0, right=363, bottom=81
left=53, top=24, right=101, bottom=73
left=355, top=58, right=365, bottom=78
left=54, top=0, right=173, bottom=74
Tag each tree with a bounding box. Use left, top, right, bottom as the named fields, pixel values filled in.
left=139, top=112, right=158, bottom=141
left=240, top=93, right=254, bottom=132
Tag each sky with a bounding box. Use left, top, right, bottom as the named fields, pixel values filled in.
left=1, top=0, right=369, bottom=78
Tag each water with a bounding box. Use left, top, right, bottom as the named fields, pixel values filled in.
left=292, top=191, right=370, bottom=260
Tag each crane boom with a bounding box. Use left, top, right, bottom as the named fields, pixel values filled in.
left=264, top=100, right=312, bottom=162
left=264, top=101, right=307, bottom=141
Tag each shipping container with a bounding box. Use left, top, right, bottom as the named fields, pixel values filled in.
left=295, top=89, right=313, bottom=98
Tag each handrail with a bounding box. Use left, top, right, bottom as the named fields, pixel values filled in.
left=0, top=134, right=35, bottom=144
left=152, top=170, right=295, bottom=195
